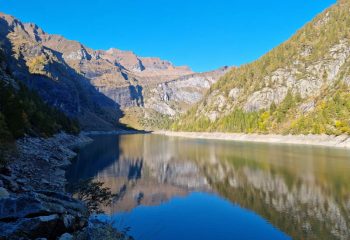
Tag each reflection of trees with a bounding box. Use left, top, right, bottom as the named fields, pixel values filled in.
left=68, top=134, right=350, bottom=239
left=200, top=158, right=350, bottom=240
left=66, top=135, right=123, bottom=182
left=72, top=134, right=207, bottom=213
left=94, top=154, right=191, bottom=214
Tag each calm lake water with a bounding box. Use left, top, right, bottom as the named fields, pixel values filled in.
left=66, top=134, right=350, bottom=240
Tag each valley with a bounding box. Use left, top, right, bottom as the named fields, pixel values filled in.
left=1, top=1, right=350, bottom=240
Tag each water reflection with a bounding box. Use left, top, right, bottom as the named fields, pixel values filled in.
left=67, top=134, right=350, bottom=240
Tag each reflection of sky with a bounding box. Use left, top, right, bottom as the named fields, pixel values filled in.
left=99, top=192, right=291, bottom=240
left=67, top=134, right=350, bottom=240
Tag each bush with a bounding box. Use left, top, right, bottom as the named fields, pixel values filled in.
left=70, top=178, right=115, bottom=214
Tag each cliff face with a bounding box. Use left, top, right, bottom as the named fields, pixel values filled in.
left=143, top=67, right=232, bottom=116
left=0, top=14, right=123, bottom=131
left=173, top=1, right=350, bottom=135
left=119, top=67, right=232, bottom=129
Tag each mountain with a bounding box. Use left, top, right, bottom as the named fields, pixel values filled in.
left=173, top=0, right=350, bottom=135
left=0, top=46, right=80, bottom=166
left=0, top=13, right=212, bottom=131
left=121, top=66, right=232, bottom=129
left=0, top=14, right=125, bottom=131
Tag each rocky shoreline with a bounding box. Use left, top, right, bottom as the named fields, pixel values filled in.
left=81, top=129, right=148, bottom=136
left=154, top=131, right=350, bottom=149
left=0, top=133, right=132, bottom=240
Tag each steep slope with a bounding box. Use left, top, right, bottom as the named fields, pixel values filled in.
left=174, top=0, right=350, bottom=135
left=0, top=13, right=196, bottom=130
left=19, top=20, right=193, bottom=109
left=121, top=67, right=232, bottom=129
left=0, top=14, right=124, bottom=130
left=0, top=47, right=79, bottom=166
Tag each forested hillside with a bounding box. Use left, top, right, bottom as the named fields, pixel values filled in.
left=0, top=49, right=79, bottom=165
left=173, top=0, right=350, bottom=135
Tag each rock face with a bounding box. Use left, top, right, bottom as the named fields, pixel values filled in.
left=143, top=67, right=231, bottom=116
left=120, top=67, right=232, bottom=129
left=0, top=14, right=123, bottom=131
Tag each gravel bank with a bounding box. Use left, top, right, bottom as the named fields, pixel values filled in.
left=154, top=131, right=350, bottom=149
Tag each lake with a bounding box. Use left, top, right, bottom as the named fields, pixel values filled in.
left=66, top=134, right=350, bottom=240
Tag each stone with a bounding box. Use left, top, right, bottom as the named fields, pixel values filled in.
left=228, top=88, right=241, bottom=101
left=0, top=175, right=19, bottom=192
left=75, top=220, right=134, bottom=240
left=41, top=179, right=50, bottom=184
left=0, top=195, right=48, bottom=221
left=244, top=87, right=288, bottom=112
left=16, top=178, right=28, bottom=184
left=344, top=76, right=350, bottom=86
left=299, top=101, right=315, bottom=114
left=0, top=214, right=62, bottom=239
left=0, top=187, right=9, bottom=199
left=59, top=233, right=73, bottom=240
left=63, top=214, right=75, bottom=229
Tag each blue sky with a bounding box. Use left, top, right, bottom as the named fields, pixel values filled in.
left=0, top=0, right=336, bottom=72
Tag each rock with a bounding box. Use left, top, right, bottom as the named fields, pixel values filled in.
left=0, top=214, right=62, bottom=239
left=0, top=195, right=48, bottom=221
left=0, top=187, right=9, bottom=199
left=41, top=179, right=50, bottom=184
left=0, top=191, right=88, bottom=239
left=0, top=175, right=19, bottom=192
left=63, top=214, right=75, bottom=229
left=75, top=220, right=134, bottom=240
left=244, top=87, right=288, bottom=112
left=0, top=191, right=88, bottom=224
left=59, top=233, right=73, bottom=240
left=344, top=76, right=350, bottom=86
left=0, top=166, right=11, bottom=176
left=208, top=111, right=219, bottom=122
left=16, top=178, right=28, bottom=184
left=299, top=101, right=315, bottom=114
left=228, top=88, right=241, bottom=101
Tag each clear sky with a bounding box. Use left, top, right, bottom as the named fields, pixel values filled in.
left=0, top=0, right=336, bottom=72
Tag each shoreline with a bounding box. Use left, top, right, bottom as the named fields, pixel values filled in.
left=153, top=131, right=350, bottom=149
left=0, top=132, right=132, bottom=239
left=81, top=129, right=149, bottom=136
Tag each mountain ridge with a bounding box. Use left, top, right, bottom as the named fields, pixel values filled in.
left=172, top=0, right=350, bottom=135
left=0, top=12, right=231, bottom=130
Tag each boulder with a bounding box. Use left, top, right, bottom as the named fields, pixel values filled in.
left=75, top=220, right=134, bottom=240
left=0, top=187, right=9, bottom=199
left=0, top=191, right=88, bottom=239
left=59, top=233, right=73, bottom=240
left=0, top=214, right=63, bottom=240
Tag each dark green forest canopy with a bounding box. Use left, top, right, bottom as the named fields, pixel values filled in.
left=0, top=51, right=80, bottom=143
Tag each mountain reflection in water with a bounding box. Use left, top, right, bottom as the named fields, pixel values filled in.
left=66, top=134, right=350, bottom=240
